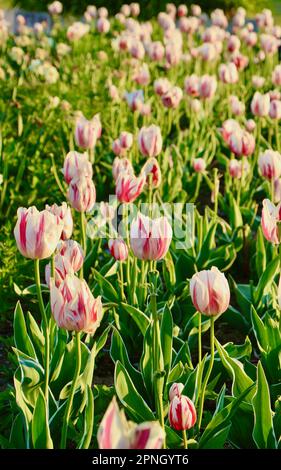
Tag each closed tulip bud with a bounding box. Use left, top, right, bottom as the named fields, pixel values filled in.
left=252, top=75, right=265, bottom=89
left=229, top=159, right=249, bottom=179
left=67, top=176, right=96, bottom=212
left=169, top=395, right=197, bottom=431
left=130, top=213, right=172, bottom=261
left=227, top=35, right=240, bottom=53
left=112, top=156, right=134, bottom=181
left=274, top=178, right=281, bottom=204
left=108, top=239, right=128, bottom=261
left=124, top=90, right=144, bottom=111
left=45, top=202, right=73, bottom=240
left=50, top=275, right=103, bottom=333
left=190, top=267, right=230, bottom=316
left=272, top=65, right=281, bottom=86
left=219, top=119, right=241, bottom=144
left=229, top=95, right=245, bottom=116
left=63, top=151, right=93, bottom=185
left=229, top=130, right=255, bottom=157
left=97, top=17, right=110, bottom=33
left=75, top=113, right=102, bottom=149
left=199, top=75, right=217, bottom=99
left=193, top=158, right=206, bottom=173
left=149, top=42, right=165, bottom=61
left=119, top=131, right=133, bottom=149
left=45, top=254, right=74, bottom=288
left=261, top=198, right=281, bottom=244
left=161, top=86, right=183, bottom=108
left=48, top=1, right=63, bottom=15
left=269, top=90, right=281, bottom=101
left=269, top=100, right=281, bottom=120
left=169, top=383, right=184, bottom=401
left=112, top=139, right=122, bottom=156
left=191, top=4, right=201, bottom=16
left=197, top=42, right=217, bottom=62
left=140, top=102, right=151, bottom=116
left=138, top=125, right=162, bottom=157
left=251, top=92, right=270, bottom=117
left=133, top=64, right=150, bottom=86
left=98, top=397, right=165, bottom=449
left=57, top=239, right=84, bottom=271
left=246, top=119, right=256, bottom=133
left=219, top=63, right=239, bottom=84
left=14, top=206, right=63, bottom=260
left=141, top=157, right=162, bottom=188
left=258, top=150, right=281, bottom=180
left=184, top=74, right=200, bottom=97
left=116, top=173, right=145, bottom=203
left=190, top=99, right=202, bottom=113
left=231, top=52, right=249, bottom=71
left=109, top=84, right=119, bottom=101
left=98, top=7, right=108, bottom=18
left=130, top=40, right=145, bottom=60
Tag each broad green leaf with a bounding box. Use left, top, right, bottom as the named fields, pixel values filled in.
left=78, top=386, right=94, bottom=449
left=160, top=305, right=173, bottom=387
left=254, top=258, right=279, bottom=305
left=13, top=301, right=36, bottom=359
left=120, top=303, right=150, bottom=336
left=32, top=390, right=53, bottom=449
left=252, top=362, right=277, bottom=449
left=92, top=268, right=119, bottom=302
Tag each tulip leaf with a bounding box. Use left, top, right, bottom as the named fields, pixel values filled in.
left=160, top=304, right=173, bottom=387
left=196, top=222, right=217, bottom=268
left=32, top=389, right=53, bottom=449
left=120, top=303, right=150, bottom=335
left=253, top=257, right=279, bottom=305
left=13, top=301, right=36, bottom=360
left=92, top=268, right=119, bottom=302
left=78, top=385, right=94, bottom=449
left=252, top=362, right=277, bottom=449
left=114, top=361, right=154, bottom=422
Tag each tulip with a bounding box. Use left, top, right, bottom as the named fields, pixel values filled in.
left=57, top=239, right=84, bottom=271
left=227, top=35, right=241, bottom=53
left=184, top=74, right=200, bottom=97
left=112, top=157, right=134, bottom=181
left=48, top=1, right=63, bottom=15
left=45, top=254, right=74, bottom=288
left=97, top=397, right=165, bottom=449
left=229, top=130, right=255, bottom=157
left=130, top=213, right=172, bottom=261
left=130, top=40, right=145, bottom=60
left=191, top=4, right=201, bottom=16
left=50, top=274, right=103, bottom=333
left=133, top=63, right=150, bottom=86
left=116, top=173, right=145, bottom=203
left=14, top=206, right=63, bottom=260
left=246, top=119, right=256, bottom=133
left=138, top=125, right=162, bottom=158
left=218, top=63, right=239, bottom=84
left=141, top=157, right=162, bottom=188
left=252, top=75, right=265, bottom=89
left=229, top=159, right=249, bottom=179
left=269, top=100, right=281, bottom=120
left=154, top=78, right=171, bottom=97
left=193, top=158, right=206, bottom=173
left=45, top=202, right=73, bottom=240
left=258, top=150, right=281, bottom=180
left=261, top=198, right=281, bottom=244
left=63, top=151, right=93, bottom=185
left=178, top=4, right=187, bottom=17
left=190, top=267, right=230, bottom=316
left=97, top=18, right=110, bottom=33
left=168, top=395, right=197, bottom=431
left=67, top=176, right=96, bottom=212
left=75, top=114, right=102, bottom=149
left=108, top=239, right=128, bottom=261
left=229, top=95, right=245, bottom=116
left=219, top=119, right=241, bottom=144
left=161, top=86, right=183, bottom=108
left=251, top=92, right=270, bottom=117
left=272, top=65, right=281, bottom=86
left=169, top=383, right=184, bottom=401
left=231, top=52, right=249, bottom=71
left=119, top=131, right=133, bottom=149
left=149, top=42, right=165, bottom=61
left=124, top=89, right=144, bottom=111
left=199, top=75, right=217, bottom=99
left=112, top=139, right=122, bottom=156
left=190, top=99, right=201, bottom=113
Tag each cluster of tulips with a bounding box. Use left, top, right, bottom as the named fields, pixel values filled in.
left=0, top=1, right=281, bottom=451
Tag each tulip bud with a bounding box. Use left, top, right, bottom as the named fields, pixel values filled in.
left=75, top=114, right=102, bottom=149
left=97, top=17, right=110, bottom=33
left=50, top=275, right=103, bottom=333
left=199, top=75, right=217, bottom=99
left=14, top=206, right=63, bottom=260
left=141, top=157, right=162, bottom=188
left=154, top=78, right=171, bottom=96
left=218, top=63, right=239, bottom=84
left=252, top=75, right=265, bottom=89
left=112, top=156, right=134, bottom=181
left=251, top=92, right=270, bottom=117
left=245, top=119, right=256, bottom=133
left=169, top=383, right=184, bottom=401
left=63, top=151, right=93, bottom=185
left=116, top=173, right=145, bottom=203
left=45, top=254, right=74, bottom=288
left=261, top=198, right=281, bottom=244
left=168, top=395, right=197, bottom=431
left=272, top=65, right=281, bottom=86
left=229, top=130, right=255, bottom=157
left=130, top=213, right=172, bottom=261
left=67, top=176, right=96, bottom=212
left=193, top=158, right=206, bottom=173
left=184, top=74, right=200, bottom=97
left=258, top=150, right=281, bottom=180
left=269, top=100, right=281, bottom=120
left=138, top=125, right=162, bottom=158
left=161, top=86, right=183, bottom=108
left=108, top=239, right=128, bottom=261
left=190, top=267, right=230, bottom=316
left=45, top=202, right=73, bottom=240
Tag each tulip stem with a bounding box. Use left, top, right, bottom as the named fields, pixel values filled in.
left=51, top=253, right=55, bottom=279
left=61, top=331, right=81, bottom=449
left=276, top=120, right=280, bottom=153
left=198, top=312, right=202, bottom=366
left=197, top=316, right=215, bottom=431
left=80, top=211, right=87, bottom=277
left=34, top=259, right=49, bottom=410
left=119, top=261, right=125, bottom=301
left=182, top=429, right=188, bottom=449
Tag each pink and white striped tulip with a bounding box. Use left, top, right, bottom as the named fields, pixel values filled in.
left=190, top=267, right=230, bottom=316
left=63, top=151, right=93, bottom=185
left=269, top=100, right=281, bottom=120
left=252, top=75, right=265, bottom=89
left=251, top=92, right=270, bottom=117
left=97, top=397, right=165, bottom=449
left=119, top=131, right=133, bottom=149
left=261, top=198, right=281, bottom=244
left=161, top=86, right=183, bottom=108
left=14, top=206, right=63, bottom=260
left=154, top=78, right=171, bottom=96
left=141, top=157, right=162, bottom=188
left=272, top=65, right=281, bottom=86
left=50, top=275, right=103, bottom=333
left=246, top=119, right=256, bottom=133
left=258, top=150, right=281, bottom=180
left=227, top=35, right=241, bottom=53
left=169, top=395, right=197, bottom=431
left=45, top=254, right=74, bottom=288
left=193, top=158, right=206, bottom=173
left=219, top=119, right=241, bottom=144
left=48, top=1, right=63, bottom=15
left=218, top=63, right=239, bottom=84
left=184, top=74, right=200, bottom=97
left=130, top=213, right=172, bottom=261
left=229, top=159, right=249, bottom=179
left=229, top=130, right=255, bottom=157
left=138, top=125, right=162, bottom=158
left=75, top=114, right=102, bottom=149
left=116, top=173, right=145, bottom=203
left=97, top=18, right=110, bottom=33
left=112, top=157, right=134, bottom=181
left=57, top=239, right=84, bottom=271
left=199, top=75, right=217, bottom=99
left=169, top=383, right=184, bottom=401
left=67, top=176, right=96, bottom=212
left=229, top=95, right=245, bottom=116
left=108, top=239, right=128, bottom=261
left=178, top=4, right=188, bottom=17
left=45, top=202, right=73, bottom=240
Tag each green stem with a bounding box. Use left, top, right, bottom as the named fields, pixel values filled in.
left=119, top=261, right=125, bottom=301
left=34, top=259, right=49, bottom=410
left=197, top=316, right=215, bottom=431
left=275, top=120, right=280, bottom=153
left=80, top=211, right=86, bottom=278
left=182, top=429, right=188, bottom=449
left=198, top=312, right=202, bottom=366
left=60, top=331, right=82, bottom=449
